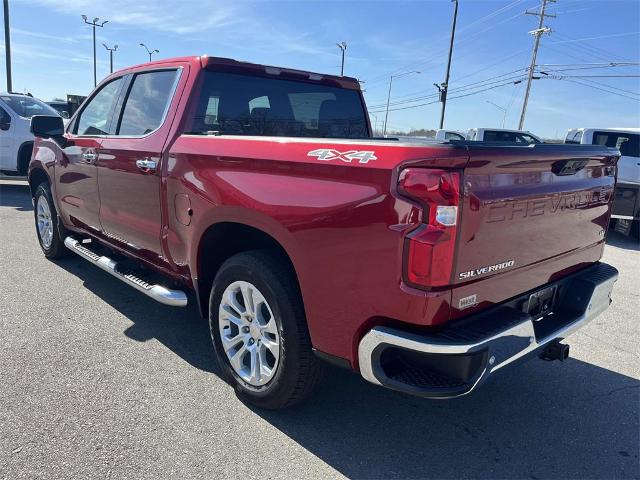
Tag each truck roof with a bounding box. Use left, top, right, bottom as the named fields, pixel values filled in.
left=112, top=55, right=362, bottom=90
left=468, top=127, right=538, bottom=134
left=567, top=127, right=640, bottom=134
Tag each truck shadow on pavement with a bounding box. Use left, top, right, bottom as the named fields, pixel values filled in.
left=56, top=257, right=221, bottom=376
left=54, top=255, right=639, bottom=480
left=0, top=182, right=33, bottom=212
left=606, top=230, right=639, bottom=251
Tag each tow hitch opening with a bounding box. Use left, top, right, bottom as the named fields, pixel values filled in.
left=539, top=341, right=570, bottom=362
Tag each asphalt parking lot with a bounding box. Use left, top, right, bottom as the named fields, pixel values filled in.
left=0, top=179, right=638, bottom=480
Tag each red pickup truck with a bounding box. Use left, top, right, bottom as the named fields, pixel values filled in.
left=28, top=56, right=619, bottom=409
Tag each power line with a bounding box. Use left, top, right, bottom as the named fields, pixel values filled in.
left=544, top=43, right=640, bottom=81
left=367, top=73, right=527, bottom=110
left=363, top=0, right=532, bottom=88
left=548, top=78, right=640, bottom=101
left=447, top=48, right=530, bottom=85
left=577, top=78, right=639, bottom=97
left=551, top=31, right=638, bottom=69
left=367, top=68, right=528, bottom=108
left=549, top=31, right=640, bottom=45
left=536, top=62, right=640, bottom=72
left=540, top=43, right=640, bottom=96
left=369, top=78, right=522, bottom=114
left=537, top=62, right=640, bottom=67
left=539, top=74, right=640, bottom=78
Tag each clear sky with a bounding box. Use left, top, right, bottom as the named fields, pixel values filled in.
left=1, top=0, right=639, bottom=138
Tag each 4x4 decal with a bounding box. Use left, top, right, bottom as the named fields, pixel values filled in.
left=307, top=149, right=377, bottom=164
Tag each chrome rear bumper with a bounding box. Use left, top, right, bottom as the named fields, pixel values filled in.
left=358, top=262, right=618, bottom=399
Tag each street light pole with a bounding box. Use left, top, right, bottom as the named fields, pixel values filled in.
left=82, top=15, right=108, bottom=88
left=486, top=100, right=507, bottom=128
left=438, top=0, right=458, bottom=129
left=102, top=43, right=118, bottom=74
left=383, top=70, right=420, bottom=136
left=336, top=42, right=347, bottom=76
left=140, top=43, right=159, bottom=62
left=3, top=0, right=12, bottom=92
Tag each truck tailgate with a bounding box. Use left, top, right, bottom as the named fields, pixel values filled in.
left=454, top=144, right=618, bottom=287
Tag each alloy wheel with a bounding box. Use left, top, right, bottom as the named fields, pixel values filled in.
left=36, top=195, right=54, bottom=249
left=218, top=281, right=281, bottom=386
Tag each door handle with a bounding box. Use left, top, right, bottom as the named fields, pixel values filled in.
left=136, top=158, right=157, bottom=172
left=82, top=152, right=97, bottom=163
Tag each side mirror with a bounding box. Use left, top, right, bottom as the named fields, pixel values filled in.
left=0, top=121, right=10, bottom=131
left=31, top=115, right=65, bottom=139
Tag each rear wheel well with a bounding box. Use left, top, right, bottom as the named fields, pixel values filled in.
left=28, top=168, right=49, bottom=197
left=196, top=222, right=301, bottom=317
left=17, top=142, right=34, bottom=175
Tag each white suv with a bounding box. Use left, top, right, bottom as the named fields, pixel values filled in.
left=0, top=92, right=62, bottom=175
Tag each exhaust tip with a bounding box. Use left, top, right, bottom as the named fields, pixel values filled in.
left=539, top=341, right=570, bottom=362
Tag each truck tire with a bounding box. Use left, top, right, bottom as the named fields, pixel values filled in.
left=33, top=183, right=68, bottom=259
left=209, top=250, right=324, bottom=409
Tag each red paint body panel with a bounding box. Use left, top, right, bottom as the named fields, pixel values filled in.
left=53, top=137, right=103, bottom=233
left=29, top=56, right=620, bottom=369
left=165, top=136, right=467, bottom=361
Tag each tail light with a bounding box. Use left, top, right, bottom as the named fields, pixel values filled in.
left=398, top=168, right=461, bottom=288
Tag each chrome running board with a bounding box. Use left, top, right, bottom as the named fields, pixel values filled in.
left=64, top=237, right=188, bottom=307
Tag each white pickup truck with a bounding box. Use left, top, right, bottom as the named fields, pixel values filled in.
left=436, top=128, right=543, bottom=144
left=565, top=128, right=639, bottom=237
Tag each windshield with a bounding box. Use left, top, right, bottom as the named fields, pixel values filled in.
left=1, top=96, right=60, bottom=118
left=190, top=71, right=369, bottom=138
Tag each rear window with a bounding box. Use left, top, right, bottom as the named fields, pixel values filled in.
left=592, top=131, right=639, bottom=158
left=483, top=130, right=541, bottom=144
left=564, top=130, right=583, bottom=144
left=189, top=71, right=368, bottom=138
left=447, top=132, right=464, bottom=140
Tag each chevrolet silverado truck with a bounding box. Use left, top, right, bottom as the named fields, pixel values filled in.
left=28, top=56, right=619, bottom=409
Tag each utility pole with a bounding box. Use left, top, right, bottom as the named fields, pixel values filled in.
left=336, top=42, right=347, bottom=76
left=82, top=15, right=108, bottom=88
left=102, top=43, right=117, bottom=73
left=3, top=0, right=11, bottom=91
left=436, top=0, right=458, bottom=129
left=518, top=0, right=555, bottom=129
left=140, top=43, right=159, bottom=62
left=383, top=70, right=420, bottom=136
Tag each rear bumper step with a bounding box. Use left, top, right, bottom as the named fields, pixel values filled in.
left=64, top=237, right=188, bottom=307
left=358, top=262, right=618, bottom=399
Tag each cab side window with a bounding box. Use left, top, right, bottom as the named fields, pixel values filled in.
left=74, top=77, right=124, bottom=136
left=116, top=70, right=178, bottom=136
left=0, top=106, right=11, bottom=130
